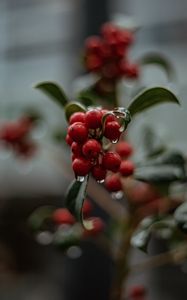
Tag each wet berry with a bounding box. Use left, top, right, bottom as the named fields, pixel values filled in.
left=69, top=112, right=86, bottom=125
left=85, top=109, right=103, bottom=129
left=104, top=121, right=121, bottom=141
left=72, top=157, right=92, bottom=176
left=68, top=122, right=88, bottom=144
left=82, top=139, right=101, bottom=158
left=71, top=142, right=82, bottom=157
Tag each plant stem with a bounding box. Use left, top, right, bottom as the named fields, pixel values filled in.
left=110, top=216, right=135, bottom=300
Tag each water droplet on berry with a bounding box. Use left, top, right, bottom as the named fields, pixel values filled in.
left=111, top=139, right=119, bottom=144
left=76, top=176, right=85, bottom=182
left=112, top=191, right=123, bottom=200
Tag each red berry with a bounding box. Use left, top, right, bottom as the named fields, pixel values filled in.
left=0, top=122, right=27, bottom=143
left=104, top=121, right=121, bottom=141
left=129, top=285, right=146, bottom=298
left=105, top=174, right=122, bottom=192
left=102, top=62, right=120, bottom=79
left=102, top=152, right=121, bottom=173
left=72, top=157, right=92, bottom=176
left=82, top=139, right=101, bottom=158
left=92, top=164, right=107, bottom=181
left=85, top=54, right=103, bottom=72
left=101, top=110, right=117, bottom=123
left=120, top=160, right=135, bottom=177
left=82, top=199, right=93, bottom=217
left=123, top=63, right=139, bottom=79
left=118, top=30, right=134, bottom=46
left=85, top=36, right=103, bottom=54
left=65, top=134, right=73, bottom=146
left=68, top=122, right=88, bottom=144
left=85, top=109, right=103, bottom=129
left=116, top=141, right=133, bottom=158
left=84, top=217, right=105, bottom=236
left=52, top=208, right=75, bottom=225
left=101, top=23, right=118, bottom=39
left=69, top=112, right=86, bottom=125
left=71, top=142, right=82, bottom=157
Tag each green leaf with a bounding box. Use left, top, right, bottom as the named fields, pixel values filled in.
left=35, top=81, right=69, bottom=107
left=78, top=89, right=99, bottom=106
left=142, top=126, right=166, bottom=158
left=131, top=216, right=156, bottom=252
left=174, top=202, right=187, bottom=233
left=138, top=53, right=175, bottom=81
left=135, top=151, right=186, bottom=184
left=65, top=176, right=89, bottom=224
left=28, top=206, right=55, bottom=231
left=128, top=87, right=180, bottom=117
left=64, top=102, right=86, bottom=122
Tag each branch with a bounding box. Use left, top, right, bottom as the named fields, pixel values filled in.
left=130, top=243, right=187, bottom=274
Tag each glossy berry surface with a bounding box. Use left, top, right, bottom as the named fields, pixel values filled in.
left=104, top=121, right=121, bottom=141
left=120, top=160, right=135, bottom=177
left=72, top=157, right=92, bottom=176
left=68, top=122, right=88, bottom=143
left=52, top=208, right=75, bottom=225
left=69, top=112, right=86, bottom=125
left=82, top=139, right=101, bottom=158
left=65, top=134, right=73, bottom=146
left=71, top=142, right=82, bottom=157
left=85, top=109, right=103, bottom=129
left=105, top=174, right=122, bottom=192
left=102, top=152, right=121, bottom=173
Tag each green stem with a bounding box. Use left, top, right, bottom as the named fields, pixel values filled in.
left=110, top=216, right=135, bottom=300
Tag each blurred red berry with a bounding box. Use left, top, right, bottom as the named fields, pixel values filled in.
left=82, top=199, right=93, bottom=217
left=129, top=285, right=146, bottom=299
left=53, top=208, right=75, bottom=225
left=92, top=164, right=107, bottom=181
left=116, top=141, right=133, bottom=158
left=120, top=160, right=135, bottom=177
left=123, top=63, right=139, bottom=79
left=105, top=174, right=122, bottom=192
left=84, top=217, right=105, bottom=236
left=85, top=36, right=103, bottom=54
left=102, top=152, right=121, bottom=173
left=85, top=54, right=103, bottom=72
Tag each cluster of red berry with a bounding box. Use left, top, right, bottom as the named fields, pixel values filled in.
left=0, top=116, right=36, bottom=157
left=52, top=200, right=105, bottom=238
left=84, top=22, right=139, bottom=93
left=65, top=108, right=128, bottom=182
left=105, top=141, right=135, bottom=193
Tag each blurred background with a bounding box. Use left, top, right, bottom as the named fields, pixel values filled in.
left=0, top=0, right=186, bottom=299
